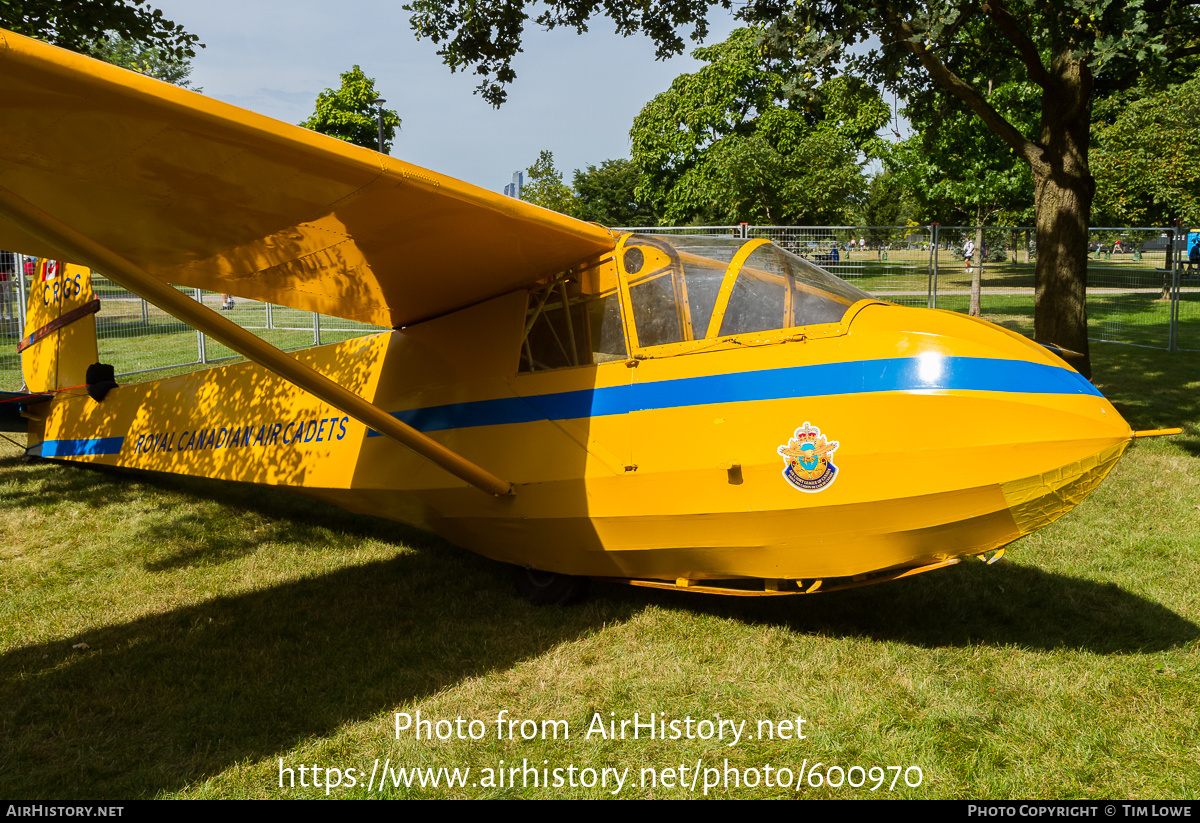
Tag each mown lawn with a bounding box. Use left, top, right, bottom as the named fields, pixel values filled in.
left=0, top=342, right=1196, bottom=799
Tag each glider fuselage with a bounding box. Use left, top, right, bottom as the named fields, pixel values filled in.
left=24, top=235, right=1133, bottom=593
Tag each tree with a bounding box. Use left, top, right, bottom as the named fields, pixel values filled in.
left=88, top=32, right=200, bottom=88
left=521, top=150, right=578, bottom=214
left=887, top=82, right=1036, bottom=315
left=859, top=171, right=922, bottom=229
left=1092, top=74, right=1200, bottom=227
left=301, top=66, right=401, bottom=153
left=0, top=0, right=200, bottom=61
left=630, top=28, right=888, bottom=225
left=1092, top=73, right=1200, bottom=299
left=888, top=84, right=1035, bottom=228
left=406, top=0, right=1200, bottom=378
left=404, top=0, right=718, bottom=107
left=572, top=159, right=658, bottom=226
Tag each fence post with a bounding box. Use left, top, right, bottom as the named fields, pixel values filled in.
left=195, top=288, right=207, bottom=364
left=928, top=224, right=939, bottom=309
left=140, top=297, right=149, bottom=325
left=266, top=301, right=274, bottom=330
left=15, top=253, right=27, bottom=339
left=313, top=311, right=321, bottom=347
left=1169, top=227, right=1181, bottom=352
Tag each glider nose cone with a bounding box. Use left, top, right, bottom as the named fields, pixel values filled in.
left=845, top=303, right=1133, bottom=537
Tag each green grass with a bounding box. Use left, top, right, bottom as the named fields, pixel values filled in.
left=1, top=294, right=384, bottom=391
left=0, top=346, right=1197, bottom=799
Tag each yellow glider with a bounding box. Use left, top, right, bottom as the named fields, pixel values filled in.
left=0, top=28, right=614, bottom=328
left=0, top=30, right=1172, bottom=603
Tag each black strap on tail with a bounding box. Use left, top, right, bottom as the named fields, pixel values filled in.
left=85, top=362, right=118, bottom=402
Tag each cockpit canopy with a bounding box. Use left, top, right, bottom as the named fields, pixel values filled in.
left=520, top=234, right=874, bottom=372
left=620, top=235, right=871, bottom=349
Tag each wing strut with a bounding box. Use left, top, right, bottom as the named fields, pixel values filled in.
left=0, top=185, right=515, bottom=498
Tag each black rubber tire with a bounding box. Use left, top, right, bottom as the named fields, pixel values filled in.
left=511, top=565, right=590, bottom=606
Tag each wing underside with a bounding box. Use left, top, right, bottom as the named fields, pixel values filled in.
left=0, top=30, right=616, bottom=328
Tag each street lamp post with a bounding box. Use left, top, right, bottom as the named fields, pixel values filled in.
left=371, top=97, right=386, bottom=153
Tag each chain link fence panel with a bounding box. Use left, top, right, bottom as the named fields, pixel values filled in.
left=1, top=263, right=387, bottom=392
left=3, top=225, right=1192, bottom=392
left=1171, top=229, right=1200, bottom=352
left=747, top=225, right=936, bottom=309
left=1082, top=227, right=1177, bottom=350
left=932, top=226, right=1037, bottom=336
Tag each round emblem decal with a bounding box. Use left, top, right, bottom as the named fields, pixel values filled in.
left=777, top=422, right=839, bottom=493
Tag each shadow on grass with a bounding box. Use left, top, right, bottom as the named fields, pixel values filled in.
left=3, top=334, right=1197, bottom=799
left=0, top=460, right=638, bottom=797
left=602, top=557, right=1200, bottom=656
left=0, top=488, right=641, bottom=799
left=14, top=530, right=1195, bottom=801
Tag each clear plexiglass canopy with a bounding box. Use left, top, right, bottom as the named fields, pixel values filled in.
left=622, top=236, right=873, bottom=348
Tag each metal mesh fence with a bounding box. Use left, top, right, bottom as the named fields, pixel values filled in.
left=1080, top=228, right=1175, bottom=349
left=1, top=264, right=386, bottom=392
left=931, top=226, right=1037, bottom=336
left=1177, top=289, right=1200, bottom=352
left=620, top=224, right=1187, bottom=350
left=1170, top=231, right=1200, bottom=352
left=2, top=226, right=1193, bottom=392
left=748, top=226, right=935, bottom=309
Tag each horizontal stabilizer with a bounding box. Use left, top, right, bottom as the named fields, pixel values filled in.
left=0, top=390, right=51, bottom=432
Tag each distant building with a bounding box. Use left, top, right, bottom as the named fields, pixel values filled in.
left=503, top=171, right=524, bottom=199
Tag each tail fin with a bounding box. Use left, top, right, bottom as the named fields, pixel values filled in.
left=19, top=260, right=100, bottom=392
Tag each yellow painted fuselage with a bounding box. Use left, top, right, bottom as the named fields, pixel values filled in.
left=26, top=278, right=1131, bottom=589
left=0, top=31, right=1135, bottom=594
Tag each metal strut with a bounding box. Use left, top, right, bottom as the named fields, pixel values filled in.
left=0, top=184, right=515, bottom=497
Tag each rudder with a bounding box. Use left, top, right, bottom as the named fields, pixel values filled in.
left=19, top=260, right=99, bottom=392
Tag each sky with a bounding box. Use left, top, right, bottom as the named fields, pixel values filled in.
left=147, top=0, right=740, bottom=192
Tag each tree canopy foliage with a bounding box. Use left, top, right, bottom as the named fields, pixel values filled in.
left=630, top=28, right=888, bottom=225
left=406, top=0, right=1200, bottom=375
left=1092, top=74, right=1200, bottom=226
left=0, top=0, right=201, bottom=61
left=521, top=150, right=578, bottom=214
left=572, top=159, right=658, bottom=226
left=300, top=66, right=401, bottom=153
left=403, top=0, right=720, bottom=107
left=520, top=153, right=657, bottom=226
left=88, top=32, right=199, bottom=88
left=886, top=82, right=1036, bottom=227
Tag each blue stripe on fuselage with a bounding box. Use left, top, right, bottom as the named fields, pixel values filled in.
left=370, top=356, right=1100, bottom=436
left=38, top=436, right=125, bottom=457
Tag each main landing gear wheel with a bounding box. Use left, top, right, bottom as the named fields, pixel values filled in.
left=511, top=565, right=590, bottom=605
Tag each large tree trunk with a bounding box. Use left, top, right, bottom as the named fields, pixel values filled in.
left=1032, top=54, right=1095, bottom=379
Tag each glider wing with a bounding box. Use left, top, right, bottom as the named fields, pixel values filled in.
left=0, top=29, right=616, bottom=328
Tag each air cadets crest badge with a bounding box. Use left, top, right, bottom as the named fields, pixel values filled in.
left=777, top=422, right=839, bottom=492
